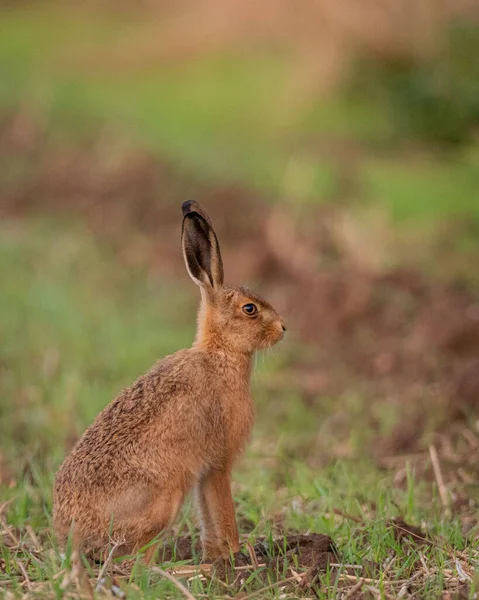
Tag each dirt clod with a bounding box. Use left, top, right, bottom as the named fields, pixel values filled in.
left=254, top=532, right=339, bottom=579
left=389, top=518, right=430, bottom=547
left=158, top=535, right=201, bottom=562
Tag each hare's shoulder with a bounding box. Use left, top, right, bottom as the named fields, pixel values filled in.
left=86, top=349, right=214, bottom=431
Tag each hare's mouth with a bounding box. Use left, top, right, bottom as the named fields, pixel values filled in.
left=260, top=325, right=285, bottom=349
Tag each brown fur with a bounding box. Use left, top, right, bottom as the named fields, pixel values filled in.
left=53, top=201, right=285, bottom=562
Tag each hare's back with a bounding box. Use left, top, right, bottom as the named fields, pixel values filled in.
left=55, top=349, right=218, bottom=488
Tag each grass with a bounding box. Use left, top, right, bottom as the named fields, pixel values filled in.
left=0, top=219, right=194, bottom=465
left=1, top=218, right=478, bottom=598
left=2, top=2, right=479, bottom=235
left=2, top=458, right=477, bottom=598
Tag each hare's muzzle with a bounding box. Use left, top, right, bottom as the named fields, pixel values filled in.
left=275, top=317, right=287, bottom=341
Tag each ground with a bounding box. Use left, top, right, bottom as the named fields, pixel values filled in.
left=1, top=3, right=479, bottom=599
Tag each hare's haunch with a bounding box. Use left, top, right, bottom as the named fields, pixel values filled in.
left=53, top=201, right=286, bottom=563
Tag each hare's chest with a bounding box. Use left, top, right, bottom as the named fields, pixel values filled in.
left=221, top=392, right=255, bottom=457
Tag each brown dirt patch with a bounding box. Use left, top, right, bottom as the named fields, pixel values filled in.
left=159, top=535, right=201, bottom=562
left=255, top=532, right=339, bottom=571
left=389, top=518, right=430, bottom=547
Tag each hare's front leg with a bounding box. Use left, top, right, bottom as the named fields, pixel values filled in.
left=195, top=483, right=218, bottom=560
left=196, top=469, right=239, bottom=560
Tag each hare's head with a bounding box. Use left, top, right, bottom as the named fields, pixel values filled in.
left=182, top=201, right=286, bottom=354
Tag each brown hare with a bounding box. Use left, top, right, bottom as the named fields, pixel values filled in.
left=53, top=200, right=286, bottom=564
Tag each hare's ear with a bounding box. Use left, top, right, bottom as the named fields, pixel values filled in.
left=181, top=200, right=224, bottom=292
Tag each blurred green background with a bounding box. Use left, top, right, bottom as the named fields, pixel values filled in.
left=1, top=1, right=479, bottom=596
left=2, top=0, right=479, bottom=499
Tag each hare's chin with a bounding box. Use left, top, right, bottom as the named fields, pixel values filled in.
left=259, top=332, right=284, bottom=349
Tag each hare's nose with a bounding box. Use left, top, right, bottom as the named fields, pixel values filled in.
left=280, top=318, right=286, bottom=332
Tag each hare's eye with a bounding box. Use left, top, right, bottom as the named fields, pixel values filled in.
left=242, top=303, right=258, bottom=316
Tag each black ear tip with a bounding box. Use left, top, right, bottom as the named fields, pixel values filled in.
left=182, top=200, right=215, bottom=227
left=182, top=200, right=199, bottom=217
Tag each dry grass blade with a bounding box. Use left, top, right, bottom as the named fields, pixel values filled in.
left=245, top=541, right=259, bottom=570
left=172, top=563, right=266, bottom=578
left=239, top=574, right=307, bottom=600
left=419, top=551, right=430, bottom=575
left=455, top=558, right=472, bottom=582
left=16, top=559, right=31, bottom=591
left=52, top=569, right=66, bottom=581
left=338, top=574, right=382, bottom=585
left=0, top=499, right=14, bottom=517
left=25, top=525, right=42, bottom=551
left=344, top=578, right=365, bottom=599
left=330, top=563, right=363, bottom=570
left=333, top=508, right=362, bottom=523
left=290, top=567, right=303, bottom=584
left=0, top=516, right=19, bottom=546
left=366, top=585, right=385, bottom=599
left=382, top=555, right=396, bottom=576
left=151, top=566, right=197, bottom=600
left=340, top=569, right=426, bottom=593
left=96, top=541, right=121, bottom=587
left=172, top=566, right=209, bottom=578
left=429, top=445, right=450, bottom=510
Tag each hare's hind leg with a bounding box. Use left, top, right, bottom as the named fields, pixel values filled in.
left=131, top=488, right=185, bottom=564
left=58, top=528, right=93, bottom=597
left=196, top=469, right=239, bottom=560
